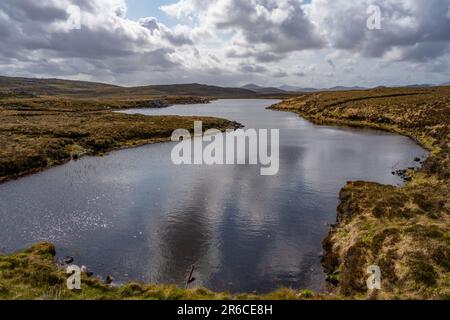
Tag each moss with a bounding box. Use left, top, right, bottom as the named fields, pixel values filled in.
left=24, top=243, right=56, bottom=257
left=371, top=228, right=400, bottom=255
left=326, top=272, right=340, bottom=286
left=377, top=250, right=399, bottom=290
left=0, top=243, right=322, bottom=300
left=413, top=193, right=437, bottom=213
left=322, top=233, right=340, bottom=274
left=118, top=283, right=146, bottom=298
left=372, top=205, right=385, bottom=218
left=339, top=242, right=369, bottom=296
left=273, top=87, right=450, bottom=299
left=410, top=259, right=439, bottom=287
left=405, top=225, right=445, bottom=240
left=0, top=98, right=241, bottom=182
left=431, top=246, right=450, bottom=271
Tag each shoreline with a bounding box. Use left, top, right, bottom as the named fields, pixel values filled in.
left=271, top=87, right=450, bottom=299
left=0, top=136, right=172, bottom=184
left=0, top=96, right=240, bottom=184
left=0, top=243, right=324, bottom=300
left=269, top=105, right=435, bottom=154
left=1, top=89, right=449, bottom=299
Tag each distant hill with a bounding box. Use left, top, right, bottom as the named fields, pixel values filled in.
left=280, top=83, right=450, bottom=92
left=277, top=84, right=367, bottom=93
left=242, top=83, right=288, bottom=94
left=5, top=75, right=443, bottom=100
left=405, top=84, right=433, bottom=88
left=0, top=76, right=262, bottom=99
left=241, top=83, right=263, bottom=91
left=278, top=85, right=307, bottom=92
left=328, top=86, right=367, bottom=91
left=0, top=76, right=119, bottom=97
left=131, top=83, right=259, bottom=98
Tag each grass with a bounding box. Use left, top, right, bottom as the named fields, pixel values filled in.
left=0, top=243, right=328, bottom=300
left=0, top=75, right=292, bottom=99
left=0, top=96, right=239, bottom=182
left=272, top=86, right=450, bottom=299
left=1, top=85, right=450, bottom=300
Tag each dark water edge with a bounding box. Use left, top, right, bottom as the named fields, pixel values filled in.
left=0, top=99, right=427, bottom=293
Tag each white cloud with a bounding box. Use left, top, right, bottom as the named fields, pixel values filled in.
left=163, top=0, right=324, bottom=62
left=0, top=0, right=449, bottom=87
left=307, top=0, right=450, bottom=61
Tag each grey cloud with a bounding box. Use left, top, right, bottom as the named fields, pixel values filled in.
left=139, top=17, right=160, bottom=33
left=310, top=0, right=450, bottom=62
left=226, top=49, right=286, bottom=63
left=398, top=42, right=450, bottom=62
left=327, top=59, right=336, bottom=69
left=139, top=16, right=193, bottom=46
left=212, top=0, right=324, bottom=61
left=163, top=30, right=193, bottom=46
left=0, top=0, right=150, bottom=58
left=239, top=63, right=269, bottom=73
left=1, top=0, right=450, bottom=87
left=208, top=54, right=221, bottom=63
left=0, top=0, right=68, bottom=23
left=93, top=49, right=180, bottom=74
left=44, top=27, right=149, bottom=59
left=272, top=71, right=288, bottom=78
left=295, top=72, right=306, bottom=77
left=0, top=0, right=185, bottom=81
left=253, top=52, right=287, bottom=63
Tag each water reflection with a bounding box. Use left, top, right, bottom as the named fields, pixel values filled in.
left=0, top=100, right=427, bottom=293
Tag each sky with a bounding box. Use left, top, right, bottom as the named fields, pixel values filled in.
left=126, top=0, right=174, bottom=24
left=0, top=0, right=449, bottom=88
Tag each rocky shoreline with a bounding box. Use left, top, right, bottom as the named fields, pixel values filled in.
left=0, top=96, right=231, bottom=183
left=0, top=243, right=321, bottom=300
left=272, top=87, right=450, bottom=299
left=1, top=87, right=449, bottom=299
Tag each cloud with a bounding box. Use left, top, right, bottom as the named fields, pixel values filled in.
left=272, top=70, right=288, bottom=78
left=307, top=0, right=450, bottom=62
left=0, top=0, right=449, bottom=87
left=0, top=0, right=188, bottom=82
left=139, top=17, right=193, bottom=46
left=163, top=0, right=450, bottom=65
left=0, top=0, right=69, bottom=23
left=164, top=0, right=325, bottom=62
left=327, top=59, right=336, bottom=69
left=238, top=63, right=269, bottom=73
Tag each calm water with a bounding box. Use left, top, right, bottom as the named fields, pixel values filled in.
left=0, top=99, right=427, bottom=293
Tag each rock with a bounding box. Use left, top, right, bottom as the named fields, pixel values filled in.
left=64, top=256, right=74, bottom=264
left=394, top=169, right=408, bottom=177
left=81, top=265, right=94, bottom=277
left=134, top=100, right=170, bottom=109
left=25, top=243, right=56, bottom=257
left=105, top=275, right=114, bottom=284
